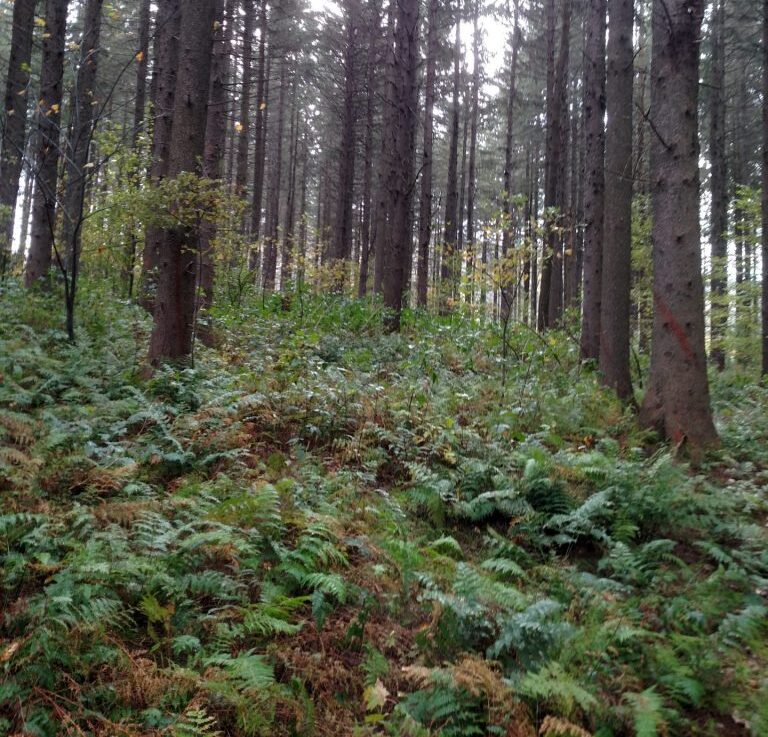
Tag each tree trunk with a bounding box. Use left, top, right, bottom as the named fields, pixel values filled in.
left=235, top=0, right=255, bottom=202
left=709, top=0, right=727, bottom=371
left=0, top=0, right=36, bottom=275
left=500, top=0, right=520, bottom=320
left=762, top=0, right=768, bottom=375
left=464, top=0, right=481, bottom=306
left=198, top=0, right=229, bottom=342
left=580, top=0, right=606, bottom=361
left=599, top=0, right=633, bottom=401
left=138, top=0, right=181, bottom=309
left=262, top=60, right=287, bottom=292
left=281, top=98, right=299, bottom=287
left=59, top=0, right=105, bottom=341
left=381, top=0, right=419, bottom=329
left=25, top=0, right=69, bottom=288
left=331, top=0, right=359, bottom=287
left=639, top=0, right=718, bottom=450
left=440, top=1, right=461, bottom=314
left=249, top=0, right=269, bottom=248
left=416, top=0, right=438, bottom=308
left=148, top=0, right=216, bottom=367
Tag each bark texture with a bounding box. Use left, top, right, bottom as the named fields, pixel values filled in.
left=640, top=0, right=718, bottom=449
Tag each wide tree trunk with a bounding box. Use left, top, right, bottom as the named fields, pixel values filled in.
left=464, top=0, right=481, bottom=305
left=148, top=0, right=216, bottom=366
left=25, top=0, right=69, bottom=288
left=0, top=0, right=36, bottom=275
left=639, top=0, right=718, bottom=449
left=599, top=0, right=633, bottom=401
left=139, top=0, right=181, bottom=309
left=59, top=0, right=105, bottom=341
left=235, top=0, right=255, bottom=202
left=579, top=0, right=606, bottom=361
left=440, top=2, right=461, bottom=314
left=381, top=0, right=419, bottom=329
left=709, top=0, right=727, bottom=371
left=416, top=0, right=438, bottom=308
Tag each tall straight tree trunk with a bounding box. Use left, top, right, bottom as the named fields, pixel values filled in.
left=250, top=0, right=269, bottom=246
left=599, top=0, right=633, bottom=401
left=440, top=2, right=461, bottom=313
left=262, top=60, right=287, bottom=292
left=640, top=0, right=718, bottom=449
left=372, top=0, right=396, bottom=295
left=25, top=0, right=68, bottom=287
left=198, top=0, right=229, bottom=337
left=709, top=0, right=727, bottom=371
left=580, top=0, right=606, bottom=360
left=762, top=0, right=768, bottom=375
left=500, top=0, right=520, bottom=320
left=148, top=0, right=216, bottom=366
left=59, top=0, right=105, bottom=341
left=281, top=101, right=299, bottom=287
left=331, top=0, right=359, bottom=286
left=382, top=0, right=419, bottom=329
left=139, top=0, right=181, bottom=308
left=416, top=0, right=438, bottom=307
left=0, top=0, right=36, bottom=275
left=464, top=0, right=481, bottom=305
left=236, top=0, right=255, bottom=201
left=297, top=124, right=309, bottom=289
left=357, top=0, right=379, bottom=298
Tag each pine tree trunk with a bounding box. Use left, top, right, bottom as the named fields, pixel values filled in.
left=25, top=0, right=68, bottom=288
left=0, top=0, right=36, bottom=275
left=416, top=0, right=438, bottom=308
left=281, top=100, right=299, bottom=287
left=249, top=0, right=269, bottom=247
left=464, top=0, right=481, bottom=306
left=139, top=0, right=181, bottom=308
left=236, top=0, right=255, bottom=202
left=640, top=0, right=718, bottom=449
left=599, top=0, right=633, bottom=400
left=148, top=0, right=216, bottom=367
left=60, top=0, right=105, bottom=340
left=382, top=0, right=419, bottom=329
left=500, top=0, right=520, bottom=321
left=440, top=3, right=461, bottom=313
left=709, top=0, right=727, bottom=371
left=762, top=0, right=768, bottom=375
left=580, top=0, right=606, bottom=361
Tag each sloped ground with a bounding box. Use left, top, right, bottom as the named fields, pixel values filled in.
left=1, top=284, right=766, bottom=737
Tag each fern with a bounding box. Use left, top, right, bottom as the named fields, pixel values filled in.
left=173, top=707, right=222, bottom=737
left=623, top=688, right=666, bottom=737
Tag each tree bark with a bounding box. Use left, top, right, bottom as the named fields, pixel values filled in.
left=440, top=1, right=461, bottom=314
left=249, top=0, right=269, bottom=247
left=0, top=0, right=36, bottom=275
left=580, top=0, right=606, bottom=361
left=464, top=0, right=481, bottom=305
left=235, top=0, right=255, bottom=202
left=60, top=0, right=105, bottom=340
left=709, top=0, right=727, bottom=371
left=639, top=0, right=718, bottom=449
left=762, top=0, right=768, bottom=375
left=139, top=0, right=181, bottom=309
left=25, top=0, right=69, bottom=288
left=381, top=0, right=419, bottom=329
left=148, top=0, right=216, bottom=367
left=599, top=0, right=633, bottom=401
left=416, top=0, right=438, bottom=308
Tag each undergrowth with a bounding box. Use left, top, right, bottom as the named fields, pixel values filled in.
left=1, top=281, right=766, bottom=737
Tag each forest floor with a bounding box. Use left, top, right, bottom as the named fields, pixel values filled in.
left=1, top=283, right=767, bottom=737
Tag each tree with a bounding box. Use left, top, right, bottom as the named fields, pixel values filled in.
left=235, top=0, right=255, bottom=201
left=464, top=0, right=481, bottom=305
left=59, top=0, right=105, bottom=341
left=0, top=0, right=36, bottom=277
left=148, top=0, right=216, bottom=366
left=416, top=0, right=438, bottom=308
left=580, top=0, right=606, bottom=362
left=139, top=0, right=181, bottom=309
left=381, top=0, right=419, bottom=328
left=599, top=0, right=633, bottom=401
left=25, top=0, right=69, bottom=288
left=763, top=0, right=768, bottom=375
left=639, top=0, right=718, bottom=449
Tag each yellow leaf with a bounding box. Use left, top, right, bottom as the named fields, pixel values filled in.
left=50, top=103, right=60, bottom=114
left=363, top=679, right=389, bottom=712
left=135, top=50, right=144, bottom=62
left=34, top=16, right=46, bottom=27
left=259, top=101, right=267, bottom=110
left=234, top=121, right=244, bottom=133
left=42, top=32, right=51, bottom=39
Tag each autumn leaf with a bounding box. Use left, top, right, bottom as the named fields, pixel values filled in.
left=135, top=50, right=144, bottom=63
left=363, top=679, right=389, bottom=712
